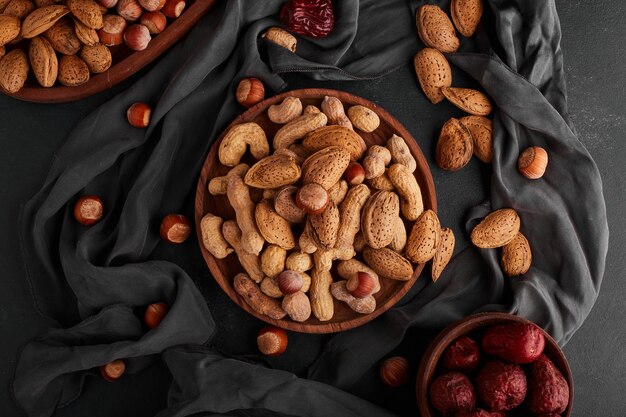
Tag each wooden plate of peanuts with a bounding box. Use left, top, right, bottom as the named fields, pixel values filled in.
left=195, top=88, right=444, bottom=333
left=0, top=0, right=217, bottom=103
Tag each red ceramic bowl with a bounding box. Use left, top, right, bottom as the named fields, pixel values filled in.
left=416, top=312, right=573, bottom=417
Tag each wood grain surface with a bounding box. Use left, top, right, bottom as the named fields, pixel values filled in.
left=195, top=88, right=437, bottom=333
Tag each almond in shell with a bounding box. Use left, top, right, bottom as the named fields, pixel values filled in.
left=302, top=125, right=367, bottom=161
left=436, top=118, right=473, bottom=171
left=0, top=14, right=21, bottom=46
left=255, top=199, right=296, bottom=250
left=67, top=0, right=103, bottom=29
left=308, top=202, right=340, bottom=250
left=0, top=0, right=11, bottom=11
left=4, top=0, right=35, bottom=19
left=431, top=227, right=455, bottom=281
left=301, top=145, right=351, bottom=190
left=44, top=18, right=82, bottom=55
left=363, top=247, right=413, bottom=281
left=80, top=42, right=111, bottom=73
left=416, top=4, right=459, bottom=53
left=405, top=209, right=441, bottom=264
left=451, top=0, right=483, bottom=37
left=0, top=48, right=29, bottom=93
left=460, top=115, right=493, bottom=163
left=0, top=45, right=5, bottom=60
left=361, top=190, right=400, bottom=249
left=29, top=36, right=57, bottom=87
left=74, top=18, right=99, bottom=46
left=57, top=54, right=89, bottom=86
left=21, top=5, right=70, bottom=38
left=471, top=208, right=520, bottom=248
left=501, top=232, right=532, bottom=276
left=441, top=87, right=493, bottom=116
left=414, top=48, right=451, bottom=104
left=244, top=153, right=301, bottom=189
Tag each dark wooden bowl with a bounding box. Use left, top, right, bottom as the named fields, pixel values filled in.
left=195, top=88, right=437, bottom=333
left=416, top=312, right=574, bottom=417
left=4, top=0, right=217, bottom=103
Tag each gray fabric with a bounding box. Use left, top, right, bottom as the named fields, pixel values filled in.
left=12, top=0, right=608, bottom=416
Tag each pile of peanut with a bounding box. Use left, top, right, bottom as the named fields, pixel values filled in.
left=200, top=95, right=455, bottom=323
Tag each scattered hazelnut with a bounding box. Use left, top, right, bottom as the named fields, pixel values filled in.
left=346, top=271, right=376, bottom=298
left=344, top=162, right=365, bottom=185
left=379, top=356, right=410, bottom=387
left=161, top=0, right=185, bottom=18
left=126, top=102, right=151, bottom=128
left=74, top=195, right=104, bottom=226
left=144, top=302, right=169, bottom=328
left=138, top=0, right=164, bottom=12
left=140, top=11, right=167, bottom=34
left=277, top=270, right=303, bottom=294
left=159, top=214, right=191, bottom=243
left=257, top=326, right=288, bottom=356
left=124, top=24, right=151, bottom=51
left=295, top=183, right=329, bottom=215
left=236, top=78, right=265, bottom=108
left=116, top=0, right=143, bottom=21
left=100, top=359, right=126, bottom=382
left=96, top=0, right=118, bottom=8
left=98, top=14, right=127, bottom=46
left=518, top=146, right=548, bottom=179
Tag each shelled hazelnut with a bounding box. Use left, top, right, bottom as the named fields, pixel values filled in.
left=236, top=78, right=265, bottom=108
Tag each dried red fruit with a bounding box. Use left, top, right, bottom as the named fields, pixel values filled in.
left=443, top=336, right=481, bottom=372
left=279, top=0, right=334, bottom=38
left=527, top=355, right=569, bottom=414
left=429, top=372, right=475, bottom=415
left=481, top=322, right=545, bottom=364
left=475, top=360, right=527, bottom=411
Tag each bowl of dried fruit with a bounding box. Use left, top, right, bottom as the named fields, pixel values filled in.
left=416, top=312, right=573, bottom=417
left=195, top=87, right=445, bottom=333
left=0, top=0, right=217, bottom=102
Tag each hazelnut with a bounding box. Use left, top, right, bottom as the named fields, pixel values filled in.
left=295, top=183, right=329, bottom=215
left=100, top=359, right=125, bottom=382
left=96, top=0, right=118, bottom=8
left=344, top=162, right=365, bottom=185
left=236, top=78, right=265, bottom=108
left=98, top=15, right=127, bottom=46
left=161, top=0, right=185, bottom=18
left=126, top=102, right=151, bottom=128
left=159, top=213, right=191, bottom=243
left=277, top=270, right=303, bottom=294
left=138, top=0, right=164, bottom=11
left=117, top=0, right=143, bottom=21
left=144, top=302, right=169, bottom=328
left=124, top=24, right=151, bottom=51
left=140, top=11, right=166, bottom=34
left=518, top=146, right=548, bottom=179
left=74, top=195, right=104, bottom=226
left=379, top=356, right=410, bottom=387
left=346, top=271, right=376, bottom=298
left=257, top=326, right=288, bottom=356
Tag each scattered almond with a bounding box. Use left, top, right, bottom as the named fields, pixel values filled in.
left=441, top=87, right=493, bottom=116
left=451, top=0, right=483, bottom=38
left=414, top=48, right=452, bottom=104
left=460, top=115, right=493, bottom=163
left=416, top=4, right=459, bottom=53
left=471, top=208, right=521, bottom=248
left=436, top=118, right=474, bottom=171
left=431, top=227, right=455, bottom=281
left=501, top=232, right=532, bottom=276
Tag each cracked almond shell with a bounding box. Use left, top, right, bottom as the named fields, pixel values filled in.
left=414, top=48, right=452, bottom=104
left=405, top=209, right=441, bottom=264
left=436, top=118, right=474, bottom=171
left=432, top=227, right=455, bottom=281
left=460, top=115, right=493, bottom=163
left=471, top=208, right=521, bottom=248
left=416, top=4, right=459, bottom=53
left=501, top=232, right=532, bottom=276
left=244, top=153, right=301, bottom=189
left=441, top=87, right=493, bottom=116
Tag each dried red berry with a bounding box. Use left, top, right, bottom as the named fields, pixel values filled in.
left=527, top=355, right=570, bottom=414
left=443, top=336, right=481, bottom=372
left=475, top=360, right=527, bottom=411
left=481, top=322, right=545, bottom=364
left=429, top=372, right=475, bottom=415
left=280, top=0, right=334, bottom=38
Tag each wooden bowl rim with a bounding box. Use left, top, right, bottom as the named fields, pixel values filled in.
left=195, top=87, right=437, bottom=334
left=4, top=0, right=217, bottom=103
left=415, top=312, right=574, bottom=417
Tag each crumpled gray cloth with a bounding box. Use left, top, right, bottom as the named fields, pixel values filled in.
left=13, top=0, right=608, bottom=416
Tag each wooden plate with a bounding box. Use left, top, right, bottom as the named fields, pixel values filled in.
left=5, top=0, right=217, bottom=103
left=195, top=88, right=437, bottom=333
left=416, top=312, right=574, bottom=417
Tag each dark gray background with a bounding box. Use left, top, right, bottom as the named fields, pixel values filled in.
left=1, top=0, right=625, bottom=415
